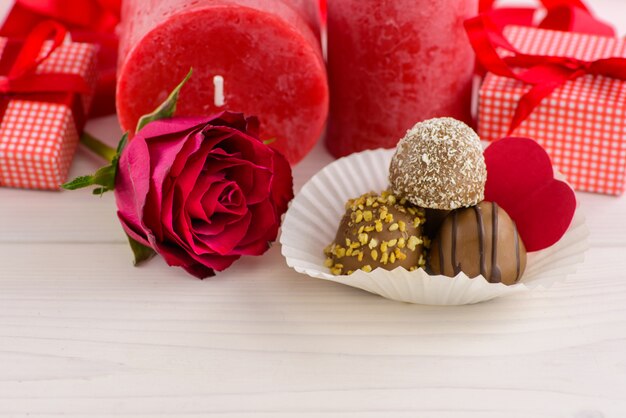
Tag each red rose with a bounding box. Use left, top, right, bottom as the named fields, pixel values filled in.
left=114, top=111, right=293, bottom=278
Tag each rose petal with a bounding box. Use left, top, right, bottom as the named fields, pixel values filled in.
left=233, top=199, right=278, bottom=255
left=217, top=184, right=246, bottom=216
left=186, top=174, right=223, bottom=222
left=115, top=136, right=151, bottom=240
left=116, top=211, right=151, bottom=248
left=138, top=116, right=213, bottom=139
left=203, top=154, right=272, bottom=204
left=148, top=237, right=237, bottom=279
left=143, top=129, right=204, bottom=241
left=269, top=148, right=294, bottom=217
left=155, top=132, right=209, bottom=244
left=194, top=211, right=252, bottom=255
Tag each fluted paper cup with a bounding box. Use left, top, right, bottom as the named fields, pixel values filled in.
left=280, top=149, right=589, bottom=305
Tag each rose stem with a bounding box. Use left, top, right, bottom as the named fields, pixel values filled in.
left=80, top=131, right=117, bottom=163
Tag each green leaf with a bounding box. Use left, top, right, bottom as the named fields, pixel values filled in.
left=263, top=137, right=277, bottom=145
left=62, top=175, right=97, bottom=190
left=61, top=134, right=129, bottom=194
left=127, top=234, right=157, bottom=265
left=135, top=68, right=193, bottom=133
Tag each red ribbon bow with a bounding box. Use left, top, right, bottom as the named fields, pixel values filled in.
left=0, top=0, right=121, bottom=117
left=465, top=13, right=626, bottom=134
left=0, top=21, right=91, bottom=128
left=9, top=0, right=121, bottom=34
left=0, top=20, right=90, bottom=95
left=480, top=0, right=615, bottom=36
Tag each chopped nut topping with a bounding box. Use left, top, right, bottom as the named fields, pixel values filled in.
left=407, top=236, right=421, bottom=251
left=395, top=248, right=407, bottom=261
left=371, top=249, right=379, bottom=261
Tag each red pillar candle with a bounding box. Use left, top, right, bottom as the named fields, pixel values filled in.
left=117, top=0, right=328, bottom=164
left=326, top=1, right=477, bottom=157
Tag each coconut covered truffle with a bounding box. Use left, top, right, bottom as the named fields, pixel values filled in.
left=389, top=117, right=487, bottom=210
left=324, top=191, right=429, bottom=275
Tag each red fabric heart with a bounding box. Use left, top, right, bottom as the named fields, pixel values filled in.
left=483, top=137, right=577, bottom=252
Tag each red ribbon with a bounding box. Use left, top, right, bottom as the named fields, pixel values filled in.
left=0, top=0, right=121, bottom=117
left=480, top=0, right=615, bottom=36
left=465, top=13, right=626, bottom=134
left=0, top=21, right=91, bottom=130
left=9, top=0, right=119, bottom=33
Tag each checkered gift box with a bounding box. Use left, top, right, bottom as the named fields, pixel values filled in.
left=478, top=25, right=626, bottom=196
left=0, top=37, right=98, bottom=190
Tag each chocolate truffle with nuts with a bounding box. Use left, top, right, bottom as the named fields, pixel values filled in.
left=324, top=191, right=429, bottom=275
left=389, top=117, right=487, bottom=210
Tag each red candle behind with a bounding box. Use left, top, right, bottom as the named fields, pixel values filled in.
left=117, top=0, right=328, bottom=164
left=326, top=0, right=477, bottom=157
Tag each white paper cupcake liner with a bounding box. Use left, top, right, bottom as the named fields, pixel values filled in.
left=280, top=149, right=589, bottom=305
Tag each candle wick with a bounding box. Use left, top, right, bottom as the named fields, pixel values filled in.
left=213, top=75, right=225, bottom=107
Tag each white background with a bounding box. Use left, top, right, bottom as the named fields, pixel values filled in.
left=1, top=1, right=626, bottom=417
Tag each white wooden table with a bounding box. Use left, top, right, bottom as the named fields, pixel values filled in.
left=2, top=1, right=626, bottom=417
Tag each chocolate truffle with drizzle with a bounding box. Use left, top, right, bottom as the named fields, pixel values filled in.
left=429, top=201, right=527, bottom=286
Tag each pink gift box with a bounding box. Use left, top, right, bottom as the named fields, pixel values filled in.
left=478, top=25, right=626, bottom=196
left=0, top=38, right=98, bottom=190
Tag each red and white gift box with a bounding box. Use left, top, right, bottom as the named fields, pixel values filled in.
left=0, top=37, right=98, bottom=190
left=478, top=25, right=626, bottom=196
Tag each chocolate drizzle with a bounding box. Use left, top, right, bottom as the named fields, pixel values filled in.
left=473, top=205, right=487, bottom=277
left=451, top=211, right=461, bottom=275
left=490, top=202, right=502, bottom=283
